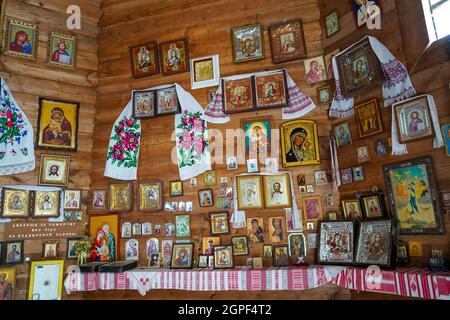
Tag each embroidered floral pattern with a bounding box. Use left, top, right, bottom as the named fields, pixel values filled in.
left=0, top=85, right=28, bottom=147
left=176, top=110, right=208, bottom=168
left=107, top=116, right=140, bottom=168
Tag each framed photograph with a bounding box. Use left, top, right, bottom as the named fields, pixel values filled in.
left=394, top=95, right=434, bottom=144
left=38, top=154, right=70, bottom=187
left=247, top=217, right=265, bottom=243
left=159, top=38, right=189, bottom=76
left=146, top=238, right=159, bottom=255
left=28, top=260, right=64, bottom=300
left=357, top=146, right=371, bottom=163
left=317, top=85, right=332, bottom=105
left=47, top=32, right=77, bottom=70
left=396, top=240, right=409, bottom=264
left=302, top=196, right=323, bottom=221
left=268, top=18, right=307, bottom=64
left=304, top=55, right=327, bottom=84
left=170, top=243, right=194, bottom=269
left=280, top=120, right=321, bottom=167
left=4, top=17, right=38, bottom=60
left=36, top=97, right=79, bottom=152
left=355, top=99, right=383, bottom=138
left=3, top=241, right=24, bottom=265
left=297, top=174, right=306, bottom=186
left=265, top=157, right=278, bottom=173
left=121, top=222, right=132, bottom=238
left=198, top=189, right=214, bottom=207
left=334, top=121, right=352, bottom=147
left=325, top=48, right=340, bottom=80
left=358, top=192, right=387, bottom=219
left=222, top=77, right=255, bottom=114
left=341, top=168, right=353, bottom=185
left=241, top=117, right=272, bottom=156
left=273, top=245, right=290, bottom=267
left=66, top=238, right=80, bottom=260
left=132, top=89, right=156, bottom=119
left=209, top=212, right=230, bottom=235
left=90, top=189, right=106, bottom=211
left=213, top=245, right=234, bottom=269
left=231, top=24, right=264, bottom=63
left=156, top=86, right=180, bottom=116
left=355, top=219, right=394, bottom=267
left=129, top=41, right=159, bottom=78
left=89, top=213, right=119, bottom=262
left=125, top=239, right=139, bottom=261
left=352, top=166, right=364, bottom=182
left=325, top=10, right=340, bottom=37
left=384, top=156, right=444, bottom=234
left=254, top=71, right=288, bottom=110
left=263, top=174, right=292, bottom=209
left=288, top=233, right=306, bottom=257
left=374, top=137, right=388, bottom=156
left=226, top=156, right=238, bottom=170
left=148, top=253, right=160, bottom=268
left=441, top=191, right=450, bottom=208
left=0, top=266, right=16, bottom=300
left=202, top=237, right=220, bottom=255
left=263, top=245, right=272, bottom=257
left=108, top=182, right=132, bottom=212
left=408, top=240, right=423, bottom=257
left=132, top=223, right=142, bottom=236
left=268, top=216, right=286, bottom=243
left=342, top=200, right=362, bottom=219
left=0, top=188, right=31, bottom=218
left=336, top=37, right=384, bottom=97
left=442, top=123, right=450, bottom=156
left=318, top=221, right=355, bottom=265
left=190, top=55, right=220, bottom=89
left=204, top=170, right=217, bottom=186
left=246, top=159, right=259, bottom=173
left=314, top=170, right=329, bottom=186
left=231, top=236, right=249, bottom=256
left=154, top=224, right=161, bottom=235
left=175, top=215, right=190, bottom=237
left=326, top=211, right=339, bottom=221
left=138, top=180, right=163, bottom=212
left=198, top=255, right=210, bottom=268
left=63, top=189, right=81, bottom=210
left=236, top=175, right=264, bottom=210
left=33, top=190, right=61, bottom=218
left=353, top=0, right=381, bottom=27
left=42, top=241, right=59, bottom=260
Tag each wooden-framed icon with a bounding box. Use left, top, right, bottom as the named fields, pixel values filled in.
left=155, top=85, right=181, bottom=116
left=170, top=243, right=194, bottom=269
left=333, top=121, right=353, bottom=148
left=66, top=237, right=81, bottom=260
left=129, top=41, right=160, bottom=79
left=302, top=196, right=323, bottom=222
left=263, top=173, right=292, bottom=209
left=0, top=188, right=31, bottom=218
left=131, top=89, right=156, bottom=119
left=90, top=189, right=107, bottom=211
left=36, top=97, right=79, bottom=152
left=4, top=17, right=39, bottom=60
left=355, top=98, right=383, bottom=138
left=169, top=180, right=183, bottom=197
left=288, top=233, right=306, bottom=257
left=38, top=154, right=70, bottom=187
left=137, top=180, right=163, bottom=212
left=357, top=192, right=387, bottom=219
left=268, top=18, right=307, bottom=64
left=342, top=199, right=362, bottom=220
left=222, top=77, right=256, bottom=114
left=41, top=240, right=59, bottom=260
left=213, top=245, right=234, bottom=269
left=272, top=244, right=290, bottom=267
left=209, top=211, right=230, bottom=235
left=47, top=31, right=78, bottom=70
left=198, top=188, right=214, bottom=207
left=325, top=10, right=340, bottom=38
left=317, top=220, right=355, bottom=266
left=108, top=182, right=132, bottom=212
left=317, top=85, right=332, bottom=105
left=159, top=38, right=189, bottom=76
left=236, top=175, right=264, bottom=210
left=231, top=236, right=249, bottom=256
left=254, top=70, right=289, bottom=110
left=231, top=23, right=265, bottom=63
left=33, top=190, right=61, bottom=218
left=2, top=240, right=24, bottom=265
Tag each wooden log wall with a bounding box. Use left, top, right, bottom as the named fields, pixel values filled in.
left=319, top=0, right=450, bottom=267
left=0, top=0, right=101, bottom=300
left=89, top=0, right=347, bottom=300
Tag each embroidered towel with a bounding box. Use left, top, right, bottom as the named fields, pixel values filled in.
left=204, top=69, right=316, bottom=123
left=391, top=94, right=444, bottom=155
left=329, top=36, right=416, bottom=118
left=0, top=77, right=35, bottom=176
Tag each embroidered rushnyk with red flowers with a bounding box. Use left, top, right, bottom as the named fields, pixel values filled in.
left=176, top=110, right=208, bottom=168
left=0, top=77, right=35, bottom=176
left=107, top=116, right=141, bottom=168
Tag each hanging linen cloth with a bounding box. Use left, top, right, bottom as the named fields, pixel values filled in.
left=391, top=94, right=444, bottom=155
left=0, top=77, right=35, bottom=176
left=329, top=36, right=416, bottom=118
left=104, top=83, right=210, bottom=181
left=204, top=69, right=316, bottom=124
